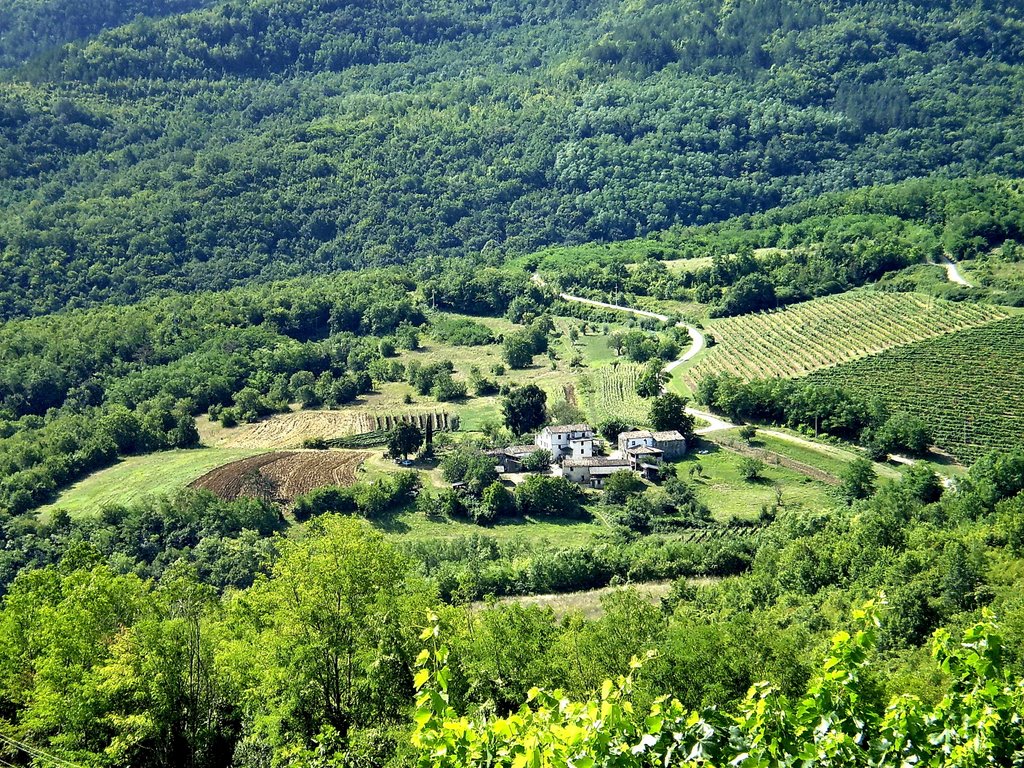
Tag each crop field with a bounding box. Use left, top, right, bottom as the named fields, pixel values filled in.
left=199, top=409, right=375, bottom=449
left=190, top=450, right=369, bottom=503
left=682, top=291, right=1009, bottom=389
left=41, top=448, right=262, bottom=518
left=806, top=315, right=1024, bottom=464
left=578, top=363, right=650, bottom=427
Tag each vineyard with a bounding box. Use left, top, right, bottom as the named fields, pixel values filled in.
left=190, top=450, right=368, bottom=503
left=671, top=524, right=768, bottom=543
left=806, top=315, right=1024, bottom=464
left=578, top=363, right=650, bottom=427
left=683, top=291, right=1009, bottom=388
left=328, top=412, right=459, bottom=448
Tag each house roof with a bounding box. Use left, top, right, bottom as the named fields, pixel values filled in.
left=563, top=457, right=631, bottom=468
left=652, top=430, right=686, bottom=442
left=626, top=445, right=662, bottom=455
left=619, top=430, right=653, bottom=440
left=544, top=423, right=594, bottom=434
left=504, top=444, right=539, bottom=457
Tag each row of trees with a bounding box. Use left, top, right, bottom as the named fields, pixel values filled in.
left=697, top=372, right=931, bottom=458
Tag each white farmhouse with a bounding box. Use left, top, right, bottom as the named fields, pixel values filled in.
left=617, top=429, right=654, bottom=452
left=535, top=423, right=596, bottom=461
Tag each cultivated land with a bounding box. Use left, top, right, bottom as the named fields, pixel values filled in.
left=681, top=291, right=1010, bottom=390
left=807, top=314, right=1024, bottom=464
left=479, top=581, right=678, bottom=620
left=190, top=450, right=369, bottom=503
left=41, top=448, right=262, bottom=518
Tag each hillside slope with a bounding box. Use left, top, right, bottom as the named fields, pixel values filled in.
left=0, top=0, right=1023, bottom=318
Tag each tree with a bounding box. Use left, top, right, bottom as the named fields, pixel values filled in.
left=738, top=456, right=765, bottom=482
left=440, top=446, right=498, bottom=495
left=648, top=392, right=695, bottom=438
left=635, top=360, right=668, bottom=398
left=520, top=450, right=552, bottom=472
left=503, top=332, right=534, bottom=369
left=840, top=457, right=877, bottom=503
left=502, top=385, right=547, bottom=436
left=600, top=419, right=630, bottom=442
left=738, top=425, right=757, bottom=443
left=388, top=422, right=422, bottom=461
left=514, top=476, right=587, bottom=519
left=603, top=470, right=646, bottom=504
left=237, top=516, right=432, bottom=757
left=480, top=481, right=517, bottom=523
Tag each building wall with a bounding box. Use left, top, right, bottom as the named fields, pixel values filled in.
left=563, top=465, right=590, bottom=484
left=618, top=435, right=654, bottom=452
left=657, top=440, right=687, bottom=459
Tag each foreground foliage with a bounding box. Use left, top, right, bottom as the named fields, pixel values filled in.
left=413, top=604, right=1024, bottom=767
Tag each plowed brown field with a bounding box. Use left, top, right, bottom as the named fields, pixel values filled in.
left=189, top=450, right=368, bottom=503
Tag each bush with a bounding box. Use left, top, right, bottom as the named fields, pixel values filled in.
left=515, top=476, right=588, bottom=519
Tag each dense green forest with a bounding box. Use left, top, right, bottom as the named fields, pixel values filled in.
left=1, top=0, right=1024, bottom=316
left=0, top=0, right=211, bottom=67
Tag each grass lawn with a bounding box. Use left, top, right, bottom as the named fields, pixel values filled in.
left=40, top=447, right=263, bottom=519
left=674, top=440, right=839, bottom=522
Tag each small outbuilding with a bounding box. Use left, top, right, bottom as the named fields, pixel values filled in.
left=562, top=457, right=634, bottom=488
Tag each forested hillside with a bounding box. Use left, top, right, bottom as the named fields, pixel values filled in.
left=1, top=0, right=1023, bottom=316
left=0, top=0, right=211, bottom=67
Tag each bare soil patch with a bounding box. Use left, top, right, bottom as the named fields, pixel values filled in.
left=190, top=450, right=368, bottom=503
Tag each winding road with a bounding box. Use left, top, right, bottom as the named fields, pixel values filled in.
left=547, top=287, right=730, bottom=433
left=553, top=286, right=919, bottom=478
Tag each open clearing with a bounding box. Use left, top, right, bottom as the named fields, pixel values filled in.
left=675, top=440, right=838, bottom=522
left=199, top=409, right=375, bottom=449
left=190, top=450, right=368, bottom=503
left=681, top=291, right=1009, bottom=389
left=42, top=448, right=262, bottom=518
left=477, top=581, right=676, bottom=620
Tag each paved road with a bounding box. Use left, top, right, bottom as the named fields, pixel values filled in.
left=552, top=288, right=715, bottom=423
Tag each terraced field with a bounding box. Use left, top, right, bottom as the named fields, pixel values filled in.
left=806, top=315, right=1024, bottom=464
left=682, top=291, right=1009, bottom=389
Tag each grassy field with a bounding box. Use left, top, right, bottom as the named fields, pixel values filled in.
left=682, top=290, right=1009, bottom=390
left=806, top=314, right=1024, bottom=464
left=673, top=440, right=839, bottom=523
left=41, top=448, right=263, bottom=518
left=714, top=428, right=903, bottom=481
left=374, top=507, right=607, bottom=547
left=478, top=581, right=677, bottom=620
